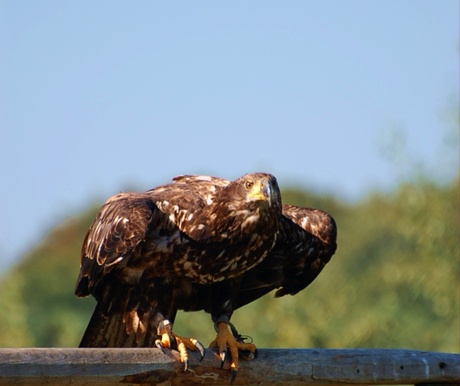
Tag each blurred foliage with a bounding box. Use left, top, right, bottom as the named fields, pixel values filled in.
left=0, top=177, right=458, bottom=352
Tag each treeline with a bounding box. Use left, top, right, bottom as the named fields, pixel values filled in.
left=0, top=176, right=458, bottom=353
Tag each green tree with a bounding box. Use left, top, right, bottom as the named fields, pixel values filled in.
left=0, top=273, right=33, bottom=346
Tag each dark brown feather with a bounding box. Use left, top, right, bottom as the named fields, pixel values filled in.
left=235, top=205, right=337, bottom=308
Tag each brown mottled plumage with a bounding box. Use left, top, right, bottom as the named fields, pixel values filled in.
left=75, top=172, right=337, bottom=377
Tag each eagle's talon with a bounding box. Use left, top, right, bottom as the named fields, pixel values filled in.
left=231, top=369, right=237, bottom=384
left=239, top=348, right=256, bottom=361
left=220, top=350, right=226, bottom=368
left=155, top=320, right=204, bottom=370
left=197, top=342, right=206, bottom=361
left=155, top=340, right=165, bottom=352
left=191, top=338, right=205, bottom=361
left=209, top=321, right=257, bottom=382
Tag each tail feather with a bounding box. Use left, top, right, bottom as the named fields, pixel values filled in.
left=79, top=303, right=161, bottom=348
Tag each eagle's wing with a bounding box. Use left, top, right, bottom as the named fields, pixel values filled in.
left=275, top=205, right=337, bottom=297
left=75, top=175, right=227, bottom=296
left=234, top=204, right=337, bottom=309
left=75, top=192, right=157, bottom=298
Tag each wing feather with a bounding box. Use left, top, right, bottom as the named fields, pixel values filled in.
left=75, top=193, right=157, bottom=297
left=146, top=175, right=229, bottom=241
left=75, top=175, right=241, bottom=297
left=235, top=204, right=337, bottom=308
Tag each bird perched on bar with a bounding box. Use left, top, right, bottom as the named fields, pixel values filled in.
left=75, top=172, right=337, bottom=382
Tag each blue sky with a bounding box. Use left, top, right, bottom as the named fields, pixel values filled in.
left=0, top=1, right=458, bottom=271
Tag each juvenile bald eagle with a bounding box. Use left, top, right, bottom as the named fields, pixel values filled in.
left=75, top=173, right=337, bottom=381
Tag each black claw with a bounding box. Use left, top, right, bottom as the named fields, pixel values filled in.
left=239, top=348, right=256, bottom=361
left=220, top=350, right=226, bottom=368
left=195, top=341, right=205, bottom=361
left=230, top=369, right=237, bottom=383
left=155, top=342, right=166, bottom=354
left=170, top=336, right=178, bottom=350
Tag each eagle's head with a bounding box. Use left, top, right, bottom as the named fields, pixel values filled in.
left=183, top=172, right=282, bottom=242
left=235, top=173, right=282, bottom=209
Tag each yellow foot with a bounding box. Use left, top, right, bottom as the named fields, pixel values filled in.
left=209, top=321, right=257, bottom=383
left=155, top=319, right=205, bottom=371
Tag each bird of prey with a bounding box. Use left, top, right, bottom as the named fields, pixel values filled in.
left=75, top=173, right=337, bottom=381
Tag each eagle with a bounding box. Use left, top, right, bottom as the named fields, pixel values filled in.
left=75, top=173, right=337, bottom=381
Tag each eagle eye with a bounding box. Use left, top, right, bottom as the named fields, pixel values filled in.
left=245, top=180, right=254, bottom=190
